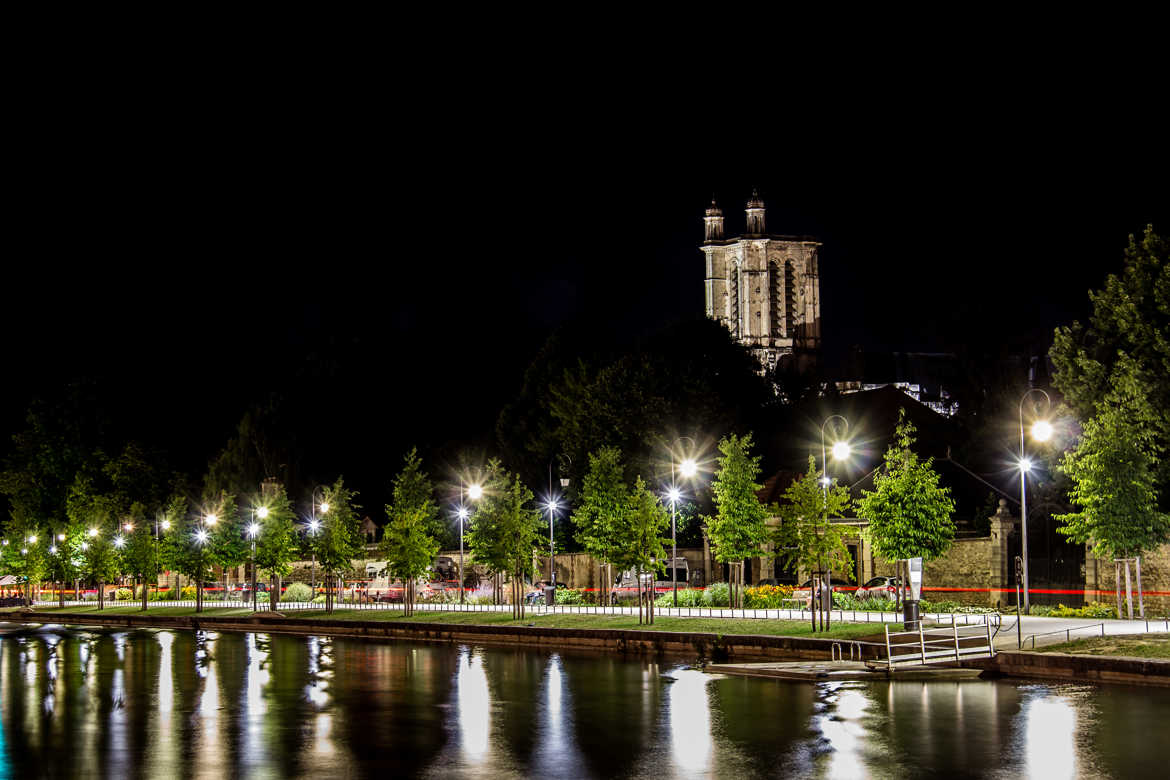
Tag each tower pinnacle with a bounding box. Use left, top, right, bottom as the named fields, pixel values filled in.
left=745, top=188, right=765, bottom=235
left=703, top=196, right=724, bottom=243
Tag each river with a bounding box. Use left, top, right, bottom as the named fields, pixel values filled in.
left=1, top=623, right=1166, bottom=778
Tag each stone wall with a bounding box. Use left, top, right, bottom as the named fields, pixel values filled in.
left=1085, top=543, right=1170, bottom=616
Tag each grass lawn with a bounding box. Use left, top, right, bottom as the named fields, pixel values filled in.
left=1038, top=634, right=1170, bottom=659
left=4, top=605, right=882, bottom=640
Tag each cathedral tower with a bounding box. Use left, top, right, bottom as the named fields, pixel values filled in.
left=702, top=191, right=821, bottom=372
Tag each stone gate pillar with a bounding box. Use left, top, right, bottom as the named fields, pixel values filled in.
left=988, top=499, right=1016, bottom=608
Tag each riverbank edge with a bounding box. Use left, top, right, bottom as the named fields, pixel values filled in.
left=0, top=609, right=884, bottom=663
left=962, top=650, right=1170, bottom=687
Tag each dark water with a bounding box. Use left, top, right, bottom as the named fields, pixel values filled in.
left=1, top=624, right=1167, bottom=779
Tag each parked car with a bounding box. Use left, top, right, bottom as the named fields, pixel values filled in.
left=855, top=576, right=904, bottom=601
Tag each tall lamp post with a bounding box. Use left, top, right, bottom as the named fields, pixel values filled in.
left=820, top=415, right=851, bottom=630
left=458, top=480, right=484, bottom=604
left=309, top=487, right=328, bottom=594
left=154, top=517, right=170, bottom=601
left=669, top=436, right=698, bottom=607
left=1018, top=388, right=1053, bottom=614
left=248, top=513, right=262, bottom=611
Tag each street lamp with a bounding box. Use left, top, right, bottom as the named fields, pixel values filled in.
left=248, top=521, right=260, bottom=611
left=819, top=415, right=850, bottom=630
left=457, top=479, right=483, bottom=604
left=669, top=436, right=699, bottom=607
left=308, top=488, right=327, bottom=594
left=1018, top=388, right=1052, bottom=614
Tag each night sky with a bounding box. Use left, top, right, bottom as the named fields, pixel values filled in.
left=4, top=85, right=1166, bottom=510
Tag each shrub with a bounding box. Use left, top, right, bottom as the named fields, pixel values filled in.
left=180, top=586, right=196, bottom=600
left=744, top=585, right=794, bottom=609
left=704, top=582, right=730, bottom=607
left=312, top=594, right=326, bottom=604
left=281, top=582, right=314, bottom=602
left=833, top=592, right=896, bottom=611
left=114, top=588, right=132, bottom=601
left=555, top=588, right=587, bottom=605
left=1049, top=602, right=1118, bottom=619
left=656, top=587, right=708, bottom=608
left=421, top=588, right=456, bottom=604
left=469, top=594, right=496, bottom=606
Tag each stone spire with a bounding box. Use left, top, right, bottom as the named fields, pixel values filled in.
left=745, top=188, right=766, bottom=235
left=703, top=196, right=724, bottom=243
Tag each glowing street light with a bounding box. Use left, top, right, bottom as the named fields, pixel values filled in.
left=57, top=533, right=65, bottom=542
left=319, top=502, right=330, bottom=514
left=49, top=546, right=57, bottom=555
left=468, top=483, right=484, bottom=501
left=1018, top=388, right=1052, bottom=614
left=308, top=518, right=320, bottom=533
left=256, top=507, right=269, bottom=520
left=88, top=528, right=98, bottom=538
left=114, top=536, right=125, bottom=549
left=668, top=436, right=701, bottom=607
left=27, top=535, right=37, bottom=544
left=123, top=523, right=134, bottom=532
left=458, top=479, right=485, bottom=603
left=205, top=513, right=218, bottom=526
left=195, top=529, right=209, bottom=545
left=832, top=441, right=852, bottom=461
left=818, top=415, right=851, bottom=631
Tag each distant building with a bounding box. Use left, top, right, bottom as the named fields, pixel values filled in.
left=702, top=191, right=822, bottom=372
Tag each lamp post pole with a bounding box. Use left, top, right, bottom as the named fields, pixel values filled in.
left=669, top=436, right=697, bottom=608
left=820, top=415, right=850, bottom=631
left=1018, top=388, right=1052, bottom=615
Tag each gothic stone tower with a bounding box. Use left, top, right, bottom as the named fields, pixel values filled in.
left=702, top=191, right=822, bottom=372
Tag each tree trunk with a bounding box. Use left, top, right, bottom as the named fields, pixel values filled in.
left=142, top=575, right=149, bottom=612
left=99, top=580, right=105, bottom=610
left=59, top=580, right=65, bottom=609
left=1115, top=560, right=1122, bottom=619
left=826, top=565, right=832, bottom=631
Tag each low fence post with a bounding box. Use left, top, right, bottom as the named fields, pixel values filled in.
left=953, top=622, right=960, bottom=662
left=918, top=623, right=927, bottom=665
left=884, top=624, right=892, bottom=667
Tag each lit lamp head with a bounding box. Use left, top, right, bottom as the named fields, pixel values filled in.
left=308, top=519, right=320, bottom=533
left=248, top=523, right=260, bottom=538
left=113, top=536, right=125, bottom=549
left=468, top=484, right=484, bottom=501
left=195, top=529, right=209, bottom=545
left=205, top=513, right=218, bottom=526
left=57, top=533, right=65, bottom=542
left=1031, top=420, right=1053, bottom=442
left=161, top=520, right=171, bottom=531
left=319, top=502, right=330, bottom=514
left=123, top=523, right=133, bottom=532
left=88, top=528, right=98, bottom=538
left=667, top=487, right=681, bottom=504
left=548, top=498, right=560, bottom=512
left=81, top=542, right=88, bottom=551
left=831, top=441, right=852, bottom=461
left=820, top=476, right=832, bottom=487
left=50, top=545, right=57, bottom=554
left=679, top=458, right=698, bottom=478
left=456, top=507, right=469, bottom=521
left=256, top=506, right=269, bottom=520
left=1019, top=458, right=1033, bottom=473
left=27, top=535, right=37, bottom=544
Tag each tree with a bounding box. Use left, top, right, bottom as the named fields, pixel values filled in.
left=703, top=433, right=769, bottom=609
left=465, top=460, right=511, bottom=605
left=253, top=482, right=298, bottom=609
left=382, top=505, right=438, bottom=617
left=1051, top=226, right=1170, bottom=504
left=1, top=519, right=48, bottom=604
left=475, top=468, right=541, bottom=620
left=772, top=456, right=855, bottom=630
left=857, top=409, right=956, bottom=606
left=570, top=447, right=631, bottom=606
left=156, top=494, right=188, bottom=600
left=119, top=501, right=159, bottom=612
left=46, top=518, right=87, bottom=607
left=205, top=490, right=244, bottom=602
left=67, top=475, right=119, bottom=609
left=1056, top=356, right=1170, bottom=616
left=381, top=449, right=443, bottom=556
left=314, top=478, right=361, bottom=613
left=623, top=478, right=668, bottom=624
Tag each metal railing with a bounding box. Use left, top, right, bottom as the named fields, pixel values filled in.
left=882, top=619, right=996, bottom=666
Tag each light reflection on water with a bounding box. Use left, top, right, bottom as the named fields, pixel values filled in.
left=0, top=622, right=1167, bottom=778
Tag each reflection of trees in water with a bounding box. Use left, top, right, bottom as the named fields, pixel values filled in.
left=328, top=635, right=456, bottom=774
left=560, top=652, right=666, bottom=777
left=706, top=674, right=818, bottom=775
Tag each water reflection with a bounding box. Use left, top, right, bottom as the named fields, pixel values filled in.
left=1, top=622, right=1168, bottom=778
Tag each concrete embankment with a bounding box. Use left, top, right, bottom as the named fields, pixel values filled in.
left=969, top=650, right=1170, bottom=688
left=0, top=610, right=883, bottom=663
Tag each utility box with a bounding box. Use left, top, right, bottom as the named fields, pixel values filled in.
left=544, top=586, right=555, bottom=606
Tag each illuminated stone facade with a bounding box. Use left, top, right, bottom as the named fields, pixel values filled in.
left=702, top=191, right=822, bottom=371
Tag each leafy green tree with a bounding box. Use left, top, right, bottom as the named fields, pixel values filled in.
left=857, top=409, right=956, bottom=605
left=156, top=494, right=189, bottom=599
left=570, top=447, right=631, bottom=606
left=465, top=460, right=511, bottom=604
left=382, top=505, right=438, bottom=616
left=1, top=520, right=49, bottom=603
left=313, top=478, right=361, bottom=613
left=773, top=456, right=855, bottom=630
left=66, top=475, right=120, bottom=609
left=1056, top=355, right=1170, bottom=564
left=1051, top=226, right=1170, bottom=503
left=381, top=448, right=444, bottom=554
left=119, top=502, right=159, bottom=612
left=46, top=518, right=87, bottom=607
left=623, top=478, right=668, bottom=624
left=474, top=468, right=541, bottom=620
left=166, top=498, right=217, bottom=612
left=205, top=491, right=244, bottom=600
left=254, top=482, right=298, bottom=608
left=704, top=433, right=769, bottom=609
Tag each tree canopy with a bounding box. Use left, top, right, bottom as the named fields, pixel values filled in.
left=704, top=433, right=769, bottom=563
left=772, top=455, right=855, bottom=581
left=857, top=409, right=956, bottom=563
left=1056, top=355, right=1170, bottom=558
